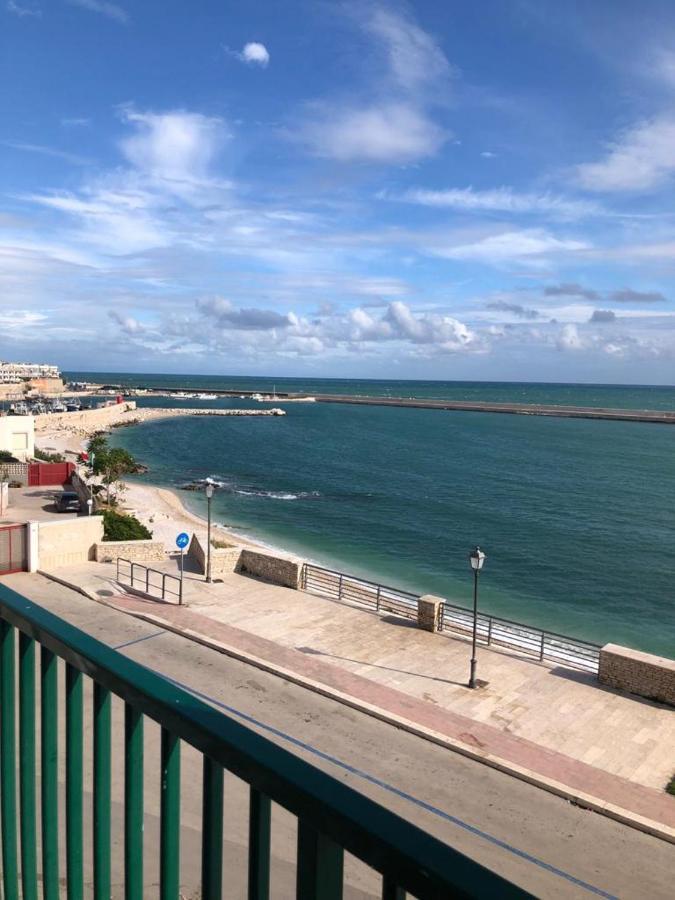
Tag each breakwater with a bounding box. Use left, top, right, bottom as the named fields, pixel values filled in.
left=122, top=386, right=675, bottom=424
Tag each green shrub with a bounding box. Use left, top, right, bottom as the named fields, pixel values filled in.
left=102, top=510, right=152, bottom=542
left=34, top=448, right=65, bottom=463
left=667, top=774, right=675, bottom=797
left=0, top=450, right=16, bottom=462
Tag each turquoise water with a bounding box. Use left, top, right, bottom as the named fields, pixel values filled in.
left=101, top=377, right=675, bottom=658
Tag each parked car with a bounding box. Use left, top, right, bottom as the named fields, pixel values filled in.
left=54, top=491, right=81, bottom=513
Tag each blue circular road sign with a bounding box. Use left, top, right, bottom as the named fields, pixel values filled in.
left=176, top=532, right=190, bottom=549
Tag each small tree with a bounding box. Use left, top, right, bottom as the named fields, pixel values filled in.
left=101, top=447, right=138, bottom=505
left=102, top=510, right=152, bottom=541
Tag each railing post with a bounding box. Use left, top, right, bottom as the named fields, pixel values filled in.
left=41, top=647, right=59, bottom=900
left=66, top=663, right=84, bottom=900
left=338, top=574, right=343, bottom=601
left=376, top=585, right=381, bottom=612
left=145, top=566, right=150, bottom=595
left=539, top=632, right=546, bottom=662
left=93, top=683, right=112, bottom=900
left=19, top=634, right=38, bottom=900
left=201, top=757, right=224, bottom=900
left=296, top=821, right=344, bottom=900
left=487, top=618, right=493, bottom=646
left=248, top=788, right=271, bottom=899
left=125, top=704, right=144, bottom=900
left=160, top=729, right=181, bottom=899
left=0, top=621, right=19, bottom=900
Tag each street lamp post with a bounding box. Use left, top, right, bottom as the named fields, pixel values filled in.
left=205, top=482, right=214, bottom=583
left=468, top=546, right=486, bottom=688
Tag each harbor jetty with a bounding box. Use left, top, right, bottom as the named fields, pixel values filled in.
left=120, top=386, right=675, bottom=425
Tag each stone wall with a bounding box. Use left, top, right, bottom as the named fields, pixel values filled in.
left=34, top=401, right=137, bottom=433
left=95, top=539, right=166, bottom=564
left=237, top=548, right=303, bottom=589
left=37, top=515, right=104, bottom=569
left=188, top=533, right=240, bottom=576
left=70, top=471, right=92, bottom=508
left=598, top=643, right=675, bottom=706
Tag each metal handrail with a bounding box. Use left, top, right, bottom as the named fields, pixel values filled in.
left=302, top=563, right=601, bottom=672
left=116, top=557, right=182, bottom=605
left=0, top=581, right=529, bottom=898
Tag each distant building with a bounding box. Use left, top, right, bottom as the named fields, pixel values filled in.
left=0, top=361, right=61, bottom=383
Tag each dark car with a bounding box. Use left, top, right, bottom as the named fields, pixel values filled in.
left=54, top=491, right=81, bottom=513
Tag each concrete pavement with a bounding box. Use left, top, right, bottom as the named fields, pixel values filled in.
left=5, top=571, right=674, bottom=898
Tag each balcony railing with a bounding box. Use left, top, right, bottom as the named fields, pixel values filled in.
left=0, top=581, right=530, bottom=898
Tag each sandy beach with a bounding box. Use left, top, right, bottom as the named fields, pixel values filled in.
left=34, top=404, right=287, bottom=558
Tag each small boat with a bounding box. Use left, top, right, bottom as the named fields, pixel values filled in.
left=196, top=393, right=218, bottom=400
left=9, top=402, right=30, bottom=415
left=66, top=400, right=82, bottom=412
left=49, top=400, right=67, bottom=413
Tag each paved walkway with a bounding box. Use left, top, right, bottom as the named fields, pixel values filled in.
left=40, top=561, right=675, bottom=840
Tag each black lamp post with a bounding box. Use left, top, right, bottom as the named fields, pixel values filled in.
left=468, top=546, right=486, bottom=688
left=205, top=482, right=214, bottom=583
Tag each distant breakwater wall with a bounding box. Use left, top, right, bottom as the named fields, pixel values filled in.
left=119, top=386, right=675, bottom=424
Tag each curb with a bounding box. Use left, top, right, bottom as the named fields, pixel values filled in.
left=37, top=569, right=675, bottom=846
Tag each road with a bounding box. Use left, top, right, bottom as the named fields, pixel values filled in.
left=5, top=573, right=674, bottom=898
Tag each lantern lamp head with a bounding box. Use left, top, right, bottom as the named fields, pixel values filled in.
left=204, top=482, right=215, bottom=500
left=469, top=546, right=486, bottom=571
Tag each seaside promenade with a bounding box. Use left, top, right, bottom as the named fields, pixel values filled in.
left=28, top=557, right=675, bottom=844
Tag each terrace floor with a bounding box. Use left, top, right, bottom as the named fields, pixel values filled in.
left=40, top=559, right=675, bottom=807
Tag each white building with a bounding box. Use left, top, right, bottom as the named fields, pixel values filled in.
left=0, top=415, right=35, bottom=461
left=0, top=361, right=61, bottom=383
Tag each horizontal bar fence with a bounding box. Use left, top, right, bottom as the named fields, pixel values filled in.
left=302, top=564, right=600, bottom=673
left=0, top=581, right=531, bottom=899
left=116, top=556, right=182, bottom=605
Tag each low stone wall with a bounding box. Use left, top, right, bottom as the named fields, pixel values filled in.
left=598, top=643, right=675, bottom=706
left=237, top=548, right=303, bottom=589
left=95, top=539, right=166, bottom=564
left=70, top=471, right=92, bottom=508
left=34, top=401, right=137, bottom=433
left=37, top=516, right=104, bottom=569
left=0, top=461, right=28, bottom=486
left=188, top=533, right=240, bottom=577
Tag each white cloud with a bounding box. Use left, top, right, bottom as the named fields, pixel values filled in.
left=239, top=42, right=270, bottom=67
left=431, top=229, right=588, bottom=266
left=67, top=0, right=128, bottom=24
left=576, top=115, right=675, bottom=191
left=118, top=108, right=228, bottom=189
left=361, top=6, right=451, bottom=91
left=480, top=150, right=497, bottom=158
left=1, top=140, right=91, bottom=166
left=395, top=186, right=597, bottom=217
left=300, top=102, right=446, bottom=163
left=296, top=6, right=450, bottom=164
left=6, top=1, right=41, bottom=17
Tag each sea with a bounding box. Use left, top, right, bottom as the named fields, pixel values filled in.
left=68, top=374, right=675, bottom=657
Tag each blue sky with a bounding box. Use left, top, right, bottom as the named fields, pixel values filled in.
left=3, top=0, right=675, bottom=382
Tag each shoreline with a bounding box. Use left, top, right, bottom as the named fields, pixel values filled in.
left=34, top=407, right=302, bottom=562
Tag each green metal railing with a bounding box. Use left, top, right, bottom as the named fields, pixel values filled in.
left=0, top=581, right=530, bottom=898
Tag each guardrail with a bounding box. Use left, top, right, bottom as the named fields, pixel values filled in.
left=301, top=564, right=600, bottom=673
left=116, top=557, right=182, bottom=604
left=0, top=580, right=529, bottom=898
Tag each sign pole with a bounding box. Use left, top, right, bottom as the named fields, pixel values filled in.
left=175, top=532, right=190, bottom=606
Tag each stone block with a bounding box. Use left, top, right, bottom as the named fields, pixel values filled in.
left=598, top=643, right=675, bottom=706
left=418, top=594, right=443, bottom=632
